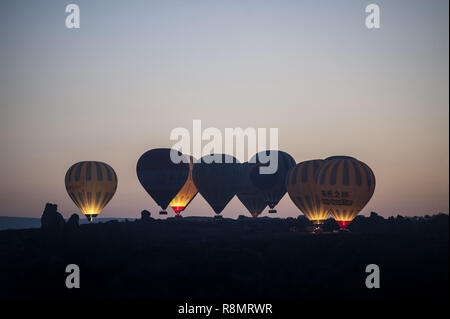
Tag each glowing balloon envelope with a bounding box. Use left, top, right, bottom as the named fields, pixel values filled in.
left=136, top=148, right=190, bottom=214
left=237, top=162, right=267, bottom=218
left=192, top=154, right=242, bottom=217
left=65, top=161, right=118, bottom=222
left=249, top=150, right=296, bottom=213
left=169, top=156, right=198, bottom=216
left=286, top=159, right=330, bottom=226
left=315, top=156, right=375, bottom=230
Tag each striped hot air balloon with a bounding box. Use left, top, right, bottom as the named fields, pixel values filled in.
left=249, top=150, right=296, bottom=214
left=169, top=156, right=198, bottom=216
left=237, top=162, right=268, bottom=218
left=286, top=159, right=330, bottom=227
left=65, top=161, right=118, bottom=222
left=315, top=156, right=375, bottom=230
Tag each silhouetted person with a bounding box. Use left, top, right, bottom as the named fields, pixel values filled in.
left=65, top=213, right=80, bottom=232
left=41, top=203, right=65, bottom=234
left=140, top=210, right=152, bottom=222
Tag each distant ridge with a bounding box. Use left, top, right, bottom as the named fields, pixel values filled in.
left=0, top=214, right=288, bottom=230
left=1, top=213, right=448, bottom=231
left=0, top=216, right=135, bottom=231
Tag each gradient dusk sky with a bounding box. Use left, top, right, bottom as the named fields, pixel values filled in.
left=0, top=0, right=448, bottom=219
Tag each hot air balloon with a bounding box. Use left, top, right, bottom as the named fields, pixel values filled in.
left=136, top=148, right=190, bottom=215
left=65, top=161, right=118, bottom=222
left=286, top=159, right=329, bottom=231
left=315, top=156, right=375, bottom=230
left=192, top=154, right=242, bottom=218
left=237, top=162, right=267, bottom=218
left=249, top=150, right=296, bottom=214
left=169, top=156, right=198, bottom=217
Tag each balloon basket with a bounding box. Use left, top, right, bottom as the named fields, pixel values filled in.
left=159, top=210, right=168, bottom=215
left=336, top=220, right=351, bottom=230
left=171, top=206, right=184, bottom=215
left=312, top=225, right=324, bottom=234
left=268, top=209, right=277, bottom=214
left=214, top=215, right=223, bottom=219
left=174, top=214, right=183, bottom=219
left=85, top=214, right=98, bottom=223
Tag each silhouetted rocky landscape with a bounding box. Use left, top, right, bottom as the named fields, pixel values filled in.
left=0, top=204, right=448, bottom=300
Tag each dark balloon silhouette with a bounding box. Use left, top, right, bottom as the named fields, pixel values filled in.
left=192, top=154, right=242, bottom=217
left=237, top=162, right=267, bottom=218
left=249, top=150, right=296, bottom=213
left=136, top=148, right=190, bottom=214
left=315, top=156, right=376, bottom=230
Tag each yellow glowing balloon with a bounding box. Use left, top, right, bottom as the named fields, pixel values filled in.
left=65, top=161, right=118, bottom=222
left=169, top=158, right=198, bottom=215
left=315, top=156, right=375, bottom=229
left=286, top=159, right=329, bottom=225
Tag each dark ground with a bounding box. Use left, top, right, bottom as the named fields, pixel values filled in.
left=0, top=212, right=448, bottom=301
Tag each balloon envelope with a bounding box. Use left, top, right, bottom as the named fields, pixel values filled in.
left=136, top=148, right=190, bottom=211
left=65, top=161, right=118, bottom=222
left=169, top=156, right=198, bottom=215
left=315, top=156, right=376, bottom=229
left=192, top=154, right=242, bottom=215
left=249, top=150, right=296, bottom=211
left=286, top=159, right=329, bottom=224
left=237, top=162, right=267, bottom=218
